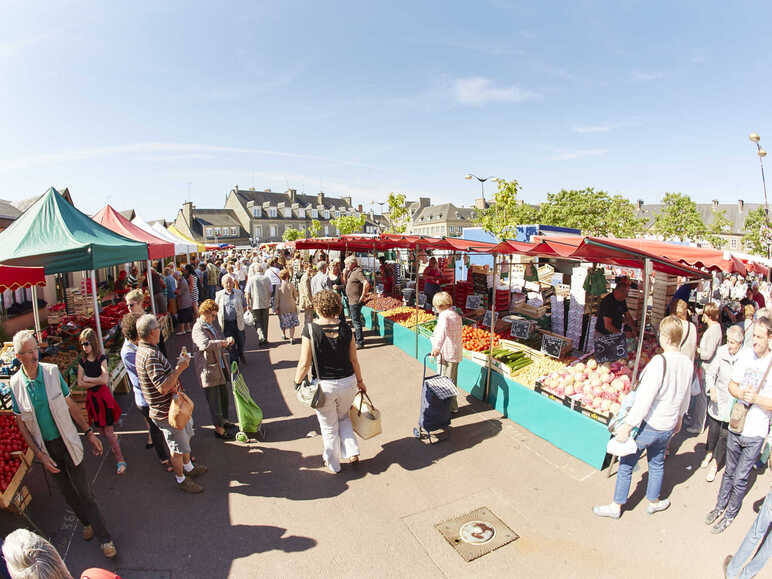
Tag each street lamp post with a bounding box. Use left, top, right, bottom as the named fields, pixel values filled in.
left=749, top=133, right=771, bottom=260
left=465, top=173, right=498, bottom=204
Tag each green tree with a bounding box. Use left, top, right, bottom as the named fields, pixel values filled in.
left=539, top=188, right=645, bottom=237
left=386, top=192, right=410, bottom=233
left=331, top=214, right=366, bottom=235
left=703, top=208, right=731, bottom=249
left=282, top=227, right=303, bottom=241
left=307, top=219, right=322, bottom=238
left=651, top=192, right=706, bottom=242
left=743, top=207, right=770, bottom=256
left=475, top=179, right=535, bottom=238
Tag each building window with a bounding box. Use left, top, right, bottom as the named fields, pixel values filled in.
left=267, top=208, right=277, bottom=218
left=730, top=238, right=738, bottom=249
left=206, top=227, right=214, bottom=237
left=252, top=207, right=262, bottom=218
left=311, top=209, right=318, bottom=218
left=282, top=208, right=292, bottom=218
left=324, top=225, right=329, bottom=235
left=253, top=225, right=262, bottom=239
left=269, top=225, right=277, bottom=238
left=333, top=211, right=340, bottom=218
left=322, top=210, right=330, bottom=219
left=297, top=209, right=305, bottom=218
left=230, top=226, right=238, bottom=236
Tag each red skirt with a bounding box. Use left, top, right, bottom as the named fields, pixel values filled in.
left=86, top=384, right=122, bottom=427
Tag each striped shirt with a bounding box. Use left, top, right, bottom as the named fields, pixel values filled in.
left=135, top=341, right=174, bottom=420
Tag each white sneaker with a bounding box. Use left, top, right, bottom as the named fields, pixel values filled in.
left=706, top=460, right=718, bottom=482
left=700, top=453, right=713, bottom=469
left=646, top=499, right=671, bottom=515
left=592, top=504, right=621, bottom=519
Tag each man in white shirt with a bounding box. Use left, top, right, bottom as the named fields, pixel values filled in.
left=311, top=261, right=329, bottom=297
left=706, top=317, right=772, bottom=534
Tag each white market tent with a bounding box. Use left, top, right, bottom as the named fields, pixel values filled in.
left=132, top=217, right=197, bottom=256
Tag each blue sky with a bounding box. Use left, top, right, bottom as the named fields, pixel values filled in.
left=1, top=1, right=771, bottom=220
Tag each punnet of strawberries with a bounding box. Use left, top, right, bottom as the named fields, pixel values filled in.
left=0, top=413, right=28, bottom=493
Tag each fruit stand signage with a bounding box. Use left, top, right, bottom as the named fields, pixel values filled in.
left=594, top=333, right=627, bottom=363
left=465, top=295, right=483, bottom=310
left=510, top=318, right=532, bottom=339
left=482, top=310, right=498, bottom=328
left=541, top=334, right=567, bottom=358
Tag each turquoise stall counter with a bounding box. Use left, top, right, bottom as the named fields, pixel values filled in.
left=360, top=305, right=375, bottom=330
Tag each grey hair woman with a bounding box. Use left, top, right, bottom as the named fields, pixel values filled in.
left=2, top=528, right=73, bottom=579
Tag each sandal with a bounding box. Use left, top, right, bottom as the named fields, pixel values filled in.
left=116, top=461, right=128, bottom=475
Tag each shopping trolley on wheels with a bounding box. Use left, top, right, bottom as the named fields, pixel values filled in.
left=231, top=361, right=264, bottom=442
left=413, top=354, right=457, bottom=444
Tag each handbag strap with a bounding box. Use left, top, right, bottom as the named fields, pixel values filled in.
left=307, top=323, right=321, bottom=381
left=354, top=391, right=376, bottom=415
left=751, top=354, right=772, bottom=395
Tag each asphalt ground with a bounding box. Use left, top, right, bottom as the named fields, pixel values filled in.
left=1, top=314, right=770, bottom=578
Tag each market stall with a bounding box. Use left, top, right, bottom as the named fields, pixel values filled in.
left=133, top=215, right=197, bottom=258
left=92, top=204, right=175, bottom=314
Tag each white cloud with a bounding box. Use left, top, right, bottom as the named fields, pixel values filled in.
left=631, top=70, right=661, bottom=82
left=0, top=143, right=376, bottom=171
left=454, top=77, right=540, bottom=106
left=550, top=148, right=608, bottom=161
left=573, top=124, right=613, bottom=134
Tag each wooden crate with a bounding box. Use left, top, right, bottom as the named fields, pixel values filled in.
left=0, top=448, right=33, bottom=510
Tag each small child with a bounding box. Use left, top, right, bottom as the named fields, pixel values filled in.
left=78, top=328, right=127, bottom=475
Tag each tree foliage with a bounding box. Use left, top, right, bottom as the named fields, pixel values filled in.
left=539, top=188, right=646, bottom=237
left=703, top=209, right=731, bottom=249
left=282, top=227, right=303, bottom=241
left=308, top=219, right=322, bottom=238
left=651, top=192, right=707, bottom=242
left=331, top=214, right=366, bottom=235
left=386, top=192, right=410, bottom=233
left=743, top=207, right=770, bottom=256
left=475, top=179, right=534, bottom=239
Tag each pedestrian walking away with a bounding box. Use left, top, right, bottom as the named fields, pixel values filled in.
left=593, top=315, right=694, bottom=519
left=276, top=269, right=299, bottom=343
left=706, top=317, right=772, bottom=534
left=135, top=314, right=208, bottom=493
left=120, top=312, right=171, bottom=471
left=245, top=262, right=272, bottom=346
left=294, top=290, right=366, bottom=473
left=430, top=291, right=463, bottom=414
left=192, top=299, right=237, bottom=440
left=8, top=329, right=117, bottom=559
left=344, top=256, right=370, bottom=349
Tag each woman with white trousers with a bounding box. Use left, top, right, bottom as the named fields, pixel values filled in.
left=294, top=289, right=366, bottom=473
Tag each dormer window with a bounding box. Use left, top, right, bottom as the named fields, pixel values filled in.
left=322, top=210, right=330, bottom=219
left=333, top=211, right=340, bottom=218
left=252, top=207, right=262, bottom=218
left=282, top=208, right=292, bottom=218
left=296, top=209, right=305, bottom=218
left=311, top=209, right=318, bottom=218
left=267, top=207, right=277, bottom=218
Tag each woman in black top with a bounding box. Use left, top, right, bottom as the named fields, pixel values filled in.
left=294, top=290, right=366, bottom=473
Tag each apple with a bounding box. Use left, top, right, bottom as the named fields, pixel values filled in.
left=610, top=402, right=621, bottom=415
left=587, top=359, right=598, bottom=370
left=565, top=385, right=575, bottom=396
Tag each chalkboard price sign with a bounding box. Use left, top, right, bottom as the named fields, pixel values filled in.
left=417, top=293, right=427, bottom=307
left=482, top=310, right=498, bottom=328
left=511, top=319, right=532, bottom=339
left=594, top=333, right=627, bottom=363
left=541, top=334, right=565, bottom=358
left=465, top=294, right=483, bottom=310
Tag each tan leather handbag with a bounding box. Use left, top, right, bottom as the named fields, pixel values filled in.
left=169, top=388, right=195, bottom=430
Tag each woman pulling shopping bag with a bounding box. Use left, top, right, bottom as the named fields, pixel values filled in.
left=293, top=290, right=367, bottom=473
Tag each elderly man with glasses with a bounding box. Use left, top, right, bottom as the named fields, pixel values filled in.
left=135, top=313, right=207, bottom=493
left=8, top=329, right=116, bottom=559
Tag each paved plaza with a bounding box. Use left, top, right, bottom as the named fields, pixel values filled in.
left=1, top=316, right=768, bottom=578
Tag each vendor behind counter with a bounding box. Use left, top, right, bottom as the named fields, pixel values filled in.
left=595, top=276, right=638, bottom=336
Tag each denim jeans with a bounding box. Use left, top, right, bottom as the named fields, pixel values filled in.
left=207, top=284, right=217, bottom=300
left=716, top=433, right=765, bottom=519
left=613, top=422, right=673, bottom=505
left=349, top=302, right=364, bottom=346
left=223, top=319, right=245, bottom=359
left=727, top=486, right=772, bottom=579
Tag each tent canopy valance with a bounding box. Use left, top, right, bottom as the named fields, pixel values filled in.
left=132, top=217, right=197, bottom=256
left=167, top=225, right=216, bottom=252
left=0, top=188, right=148, bottom=274
left=0, top=265, right=45, bottom=292
left=92, top=204, right=174, bottom=260
left=295, top=234, right=501, bottom=253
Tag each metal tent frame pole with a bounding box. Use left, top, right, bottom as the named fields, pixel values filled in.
left=31, top=286, right=41, bottom=342
left=415, top=247, right=420, bottom=358
left=90, top=271, right=105, bottom=356
left=484, top=255, right=498, bottom=401
left=147, top=259, right=157, bottom=315
left=631, top=258, right=652, bottom=383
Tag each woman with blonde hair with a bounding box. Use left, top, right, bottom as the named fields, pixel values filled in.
left=276, top=269, right=300, bottom=343
left=293, top=290, right=366, bottom=473
left=78, top=328, right=127, bottom=475
left=192, top=299, right=236, bottom=440
left=674, top=299, right=697, bottom=361
left=594, top=315, right=694, bottom=519
left=430, top=291, right=463, bottom=413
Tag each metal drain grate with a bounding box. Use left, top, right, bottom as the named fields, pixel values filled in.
left=434, top=507, right=518, bottom=562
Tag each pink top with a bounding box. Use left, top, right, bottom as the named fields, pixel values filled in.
left=431, top=308, right=463, bottom=363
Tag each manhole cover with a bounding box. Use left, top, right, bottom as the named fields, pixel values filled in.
left=435, top=507, right=518, bottom=562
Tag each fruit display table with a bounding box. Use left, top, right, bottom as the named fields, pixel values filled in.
left=0, top=412, right=39, bottom=532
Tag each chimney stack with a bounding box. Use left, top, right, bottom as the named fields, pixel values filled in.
left=712, top=199, right=719, bottom=208
left=357, top=204, right=363, bottom=212
left=317, top=192, right=324, bottom=206
left=287, top=189, right=297, bottom=203
left=182, top=201, right=194, bottom=226
left=342, top=196, right=352, bottom=208
left=637, top=199, right=644, bottom=210
left=739, top=199, right=745, bottom=211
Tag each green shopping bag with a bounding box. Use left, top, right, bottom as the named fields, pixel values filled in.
left=231, top=361, right=263, bottom=442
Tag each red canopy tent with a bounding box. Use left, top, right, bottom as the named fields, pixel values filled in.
left=92, top=205, right=174, bottom=260
left=92, top=204, right=175, bottom=314
left=0, top=265, right=45, bottom=292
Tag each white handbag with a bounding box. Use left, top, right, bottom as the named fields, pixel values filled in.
left=349, top=392, right=382, bottom=439
left=243, top=310, right=255, bottom=327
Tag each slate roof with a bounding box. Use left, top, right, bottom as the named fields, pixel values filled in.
left=191, top=208, right=244, bottom=233
left=637, top=201, right=764, bottom=233
left=13, top=187, right=73, bottom=214
left=412, top=203, right=477, bottom=223
left=118, top=209, right=136, bottom=221
left=232, top=188, right=351, bottom=212
left=0, top=200, right=21, bottom=220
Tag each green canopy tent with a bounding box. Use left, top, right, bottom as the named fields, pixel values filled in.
left=0, top=187, right=148, bottom=352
